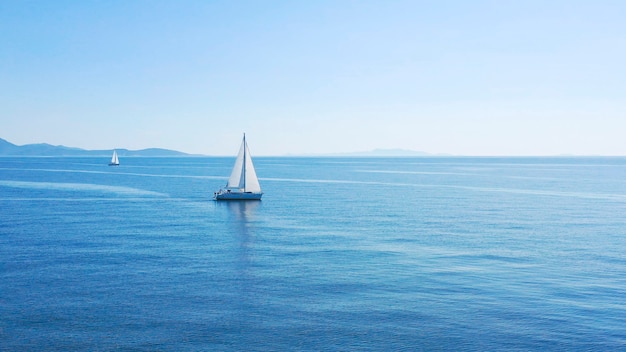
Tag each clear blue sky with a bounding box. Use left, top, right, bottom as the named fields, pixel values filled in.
left=1, top=0, right=625, bottom=155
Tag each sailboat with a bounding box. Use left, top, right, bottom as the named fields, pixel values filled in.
left=214, top=134, right=263, bottom=200
left=109, top=149, right=120, bottom=166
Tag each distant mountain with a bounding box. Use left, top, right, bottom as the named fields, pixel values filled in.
left=0, top=138, right=190, bottom=156
left=339, top=148, right=433, bottom=156
left=318, top=148, right=448, bottom=157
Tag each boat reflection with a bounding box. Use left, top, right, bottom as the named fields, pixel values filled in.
left=218, top=201, right=261, bottom=301
left=216, top=200, right=261, bottom=253
left=223, top=200, right=261, bottom=222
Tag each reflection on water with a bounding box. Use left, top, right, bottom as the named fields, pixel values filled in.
left=223, top=200, right=261, bottom=222
left=215, top=201, right=262, bottom=252
left=217, top=200, right=261, bottom=259
left=218, top=201, right=262, bottom=311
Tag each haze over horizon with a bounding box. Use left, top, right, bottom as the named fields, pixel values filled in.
left=2, top=1, right=625, bottom=156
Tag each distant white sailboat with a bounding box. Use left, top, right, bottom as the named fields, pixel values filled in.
left=214, top=134, right=262, bottom=200
left=109, top=149, right=120, bottom=166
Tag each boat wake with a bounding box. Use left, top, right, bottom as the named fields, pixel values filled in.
left=0, top=180, right=167, bottom=197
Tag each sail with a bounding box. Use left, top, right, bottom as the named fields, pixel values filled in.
left=226, top=141, right=245, bottom=189
left=243, top=142, right=261, bottom=192
left=225, top=135, right=261, bottom=192
left=110, top=150, right=119, bottom=165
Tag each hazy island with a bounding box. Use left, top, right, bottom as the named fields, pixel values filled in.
left=0, top=137, right=442, bottom=157
left=0, top=138, right=190, bottom=157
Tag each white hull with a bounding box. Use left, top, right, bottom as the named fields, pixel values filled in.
left=214, top=190, right=262, bottom=200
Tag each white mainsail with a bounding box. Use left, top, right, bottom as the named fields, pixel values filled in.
left=225, top=134, right=261, bottom=193
left=110, top=150, right=119, bottom=165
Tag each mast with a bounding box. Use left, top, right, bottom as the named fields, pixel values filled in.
left=242, top=133, right=246, bottom=191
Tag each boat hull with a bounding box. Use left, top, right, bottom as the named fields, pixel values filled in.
left=214, top=191, right=262, bottom=200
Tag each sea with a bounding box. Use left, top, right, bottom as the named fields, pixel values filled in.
left=1, top=156, right=625, bottom=351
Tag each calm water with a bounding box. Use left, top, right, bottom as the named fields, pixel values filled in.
left=1, top=156, right=626, bottom=351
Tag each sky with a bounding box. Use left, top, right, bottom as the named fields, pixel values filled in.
left=1, top=0, right=625, bottom=156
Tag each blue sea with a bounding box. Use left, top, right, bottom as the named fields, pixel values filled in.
left=1, top=156, right=626, bottom=351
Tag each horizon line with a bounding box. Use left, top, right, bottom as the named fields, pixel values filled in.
left=1, top=137, right=625, bottom=158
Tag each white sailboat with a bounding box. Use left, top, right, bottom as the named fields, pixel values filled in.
left=214, top=134, right=262, bottom=200
left=109, top=149, right=120, bottom=166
